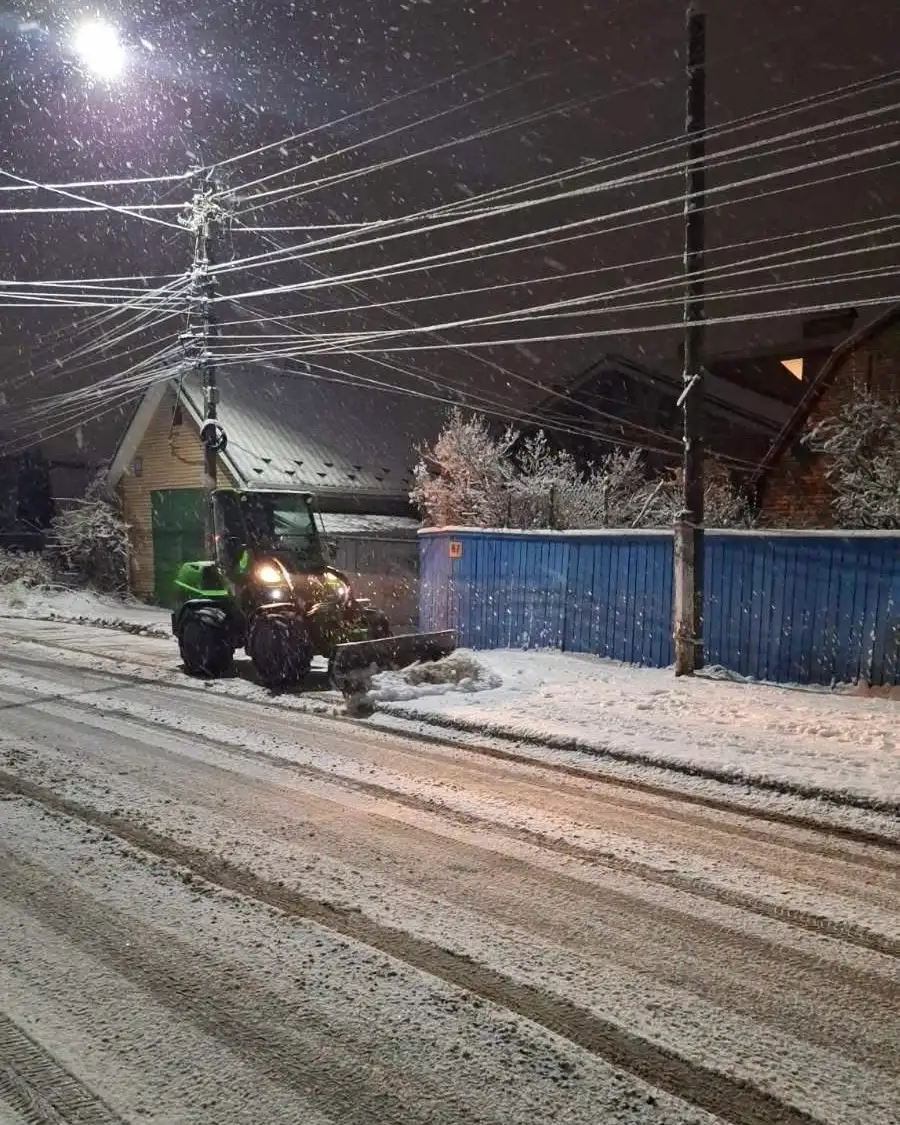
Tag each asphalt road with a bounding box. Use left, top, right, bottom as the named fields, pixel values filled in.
left=0, top=620, right=897, bottom=1125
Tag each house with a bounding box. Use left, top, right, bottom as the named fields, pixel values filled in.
left=0, top=446, right=57, bottom=551
left=752, top=306, right=900, bottom=527
left=108, top=363, right=446, bottom=622
left=528, top=352, right=805, bottom=480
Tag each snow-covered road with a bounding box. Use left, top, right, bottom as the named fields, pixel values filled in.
left=0, top=622, right=897, bottom=1125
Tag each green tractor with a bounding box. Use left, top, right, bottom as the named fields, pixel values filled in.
left=171, top=488, right=455, bottom=694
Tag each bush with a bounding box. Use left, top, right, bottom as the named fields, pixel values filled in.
left=806, top=385, right=900, bottom=529
left=0, top=549, right=54, bottom=588
left=49, top=475, right=131, bottom=592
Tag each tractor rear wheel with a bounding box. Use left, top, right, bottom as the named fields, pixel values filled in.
left=247, top=613, right=312, bottom=688
left=179, top=611, right=233, bottom=678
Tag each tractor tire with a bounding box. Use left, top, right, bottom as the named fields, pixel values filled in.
left=363, top=609, right=392, bottom=639
left=247, top=612, right=312, bottom=688
left=179, top=611, right=233, bottom=678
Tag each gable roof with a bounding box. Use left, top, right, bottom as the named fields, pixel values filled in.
left=109, top=362, right=447, bottom=503
left=750, top=305, right=900, bottom=486
left=543, top=352, right=794, bottom=439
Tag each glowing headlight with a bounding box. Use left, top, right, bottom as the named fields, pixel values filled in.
left=256, top=562, right=282, bottom=584
left=326, top=578, right=350, bottom=602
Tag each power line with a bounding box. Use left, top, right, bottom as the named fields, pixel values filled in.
left=0, top=172, right=191, bottom=193
left=0, top=169, right=185, bottom=230
left=215, top=137, right=900, bottom=303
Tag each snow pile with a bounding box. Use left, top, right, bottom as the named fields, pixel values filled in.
left=368, top=649, right=502, bottom=703
left=373, top=648, right=900, bottom=809
left=0, top=579, right=170, bottom=637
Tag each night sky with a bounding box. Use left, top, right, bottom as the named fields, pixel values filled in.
left=1, top=0, right=898, bottom=468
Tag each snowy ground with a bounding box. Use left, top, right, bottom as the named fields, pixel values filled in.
left=372, top=649, right=900, bottom=811
left=0, top=579, right=170, bottom=636
left=1, top=582, right=897, bottom=810
left=0, top=644, right=898, bottom=1125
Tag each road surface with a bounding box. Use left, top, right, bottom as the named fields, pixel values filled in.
left=0, top=618, right=897, bottom=1125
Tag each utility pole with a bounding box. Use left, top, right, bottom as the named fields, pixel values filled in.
left=673, top=2, right=707, bottom=676
left=182, top=170, right=229, bottom=555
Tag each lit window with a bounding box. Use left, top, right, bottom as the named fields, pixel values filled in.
left=781, top=358, right=804, bottom=380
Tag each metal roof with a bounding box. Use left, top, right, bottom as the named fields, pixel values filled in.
left=179, top=364, right=446, bottom=501
left=318, top=513, right=420, bottom=536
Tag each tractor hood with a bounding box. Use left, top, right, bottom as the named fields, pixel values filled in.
left=247, top=556, right=351, bottom=608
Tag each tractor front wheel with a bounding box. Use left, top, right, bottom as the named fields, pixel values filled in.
left=179, top=611, right=234, bottom=678
left=363, top=608, right=392, bottom=639
left=247, top=613, right=312, bottom=688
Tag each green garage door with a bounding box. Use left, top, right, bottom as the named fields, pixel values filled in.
left=151, top=489, right=206, bottom=606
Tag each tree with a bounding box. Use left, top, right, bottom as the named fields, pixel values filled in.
left=410, top=409, right=514, bottom=527
left=49, top=473, right=131, bottom=591
left=806, top=385, right=900, bottom=529
left=412, top=410, right=755, bottom=530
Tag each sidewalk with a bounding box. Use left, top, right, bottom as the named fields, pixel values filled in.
left=0, top=580, right=171, bottom=637
left=369, top=648, right=900, bottom=811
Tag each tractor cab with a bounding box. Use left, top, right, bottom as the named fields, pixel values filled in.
left=212, top=488, right=328, bottom=578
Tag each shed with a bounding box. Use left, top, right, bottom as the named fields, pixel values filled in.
left=108, top=364, right=443, bottom=617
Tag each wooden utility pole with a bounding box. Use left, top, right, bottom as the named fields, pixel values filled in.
left=184, top=171, right=228, bottom=554
left=673, top=2, right=707, bottom=675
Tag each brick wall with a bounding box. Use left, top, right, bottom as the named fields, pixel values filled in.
left=760, top=326, right=900, bottom=528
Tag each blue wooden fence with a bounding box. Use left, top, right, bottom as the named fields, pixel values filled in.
left=419, top=529, right=900, bottom=686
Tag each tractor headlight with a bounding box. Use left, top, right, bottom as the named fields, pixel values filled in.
left=256, top=562, right=282, bottom=584
left=326, top=577, right=350, bottom=603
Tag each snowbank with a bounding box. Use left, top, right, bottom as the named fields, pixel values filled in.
left=371, top=649, right=900, bottom=810
left=367, top=649, right=502, bottom=703
left=0, top=580, right=170, bottom=637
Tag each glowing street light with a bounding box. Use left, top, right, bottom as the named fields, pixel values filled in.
left=72, top=19, right=126, bottom=81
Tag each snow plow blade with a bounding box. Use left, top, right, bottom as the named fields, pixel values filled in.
left=331, top=630, right=457, bottom=696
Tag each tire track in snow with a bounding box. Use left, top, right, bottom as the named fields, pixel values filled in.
left=0, top=1013, right=126, bottom=1125
left=1, top=639, right=897, bottom=849
left=0, top=851, right=491, bottom=1125
left=0, top=774, right=834, bottom=1125
left=1, top=671, right=897, bottom=957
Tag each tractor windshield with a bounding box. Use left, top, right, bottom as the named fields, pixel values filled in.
left=243, top=492, right=324, bottom=566
left=214, top=490, right=325, bottom=570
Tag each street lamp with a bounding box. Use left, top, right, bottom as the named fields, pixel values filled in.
left=72, top=19, right=126, bottom=81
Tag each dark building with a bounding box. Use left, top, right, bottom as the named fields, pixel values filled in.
left=752, top=306, right=900, bottom=526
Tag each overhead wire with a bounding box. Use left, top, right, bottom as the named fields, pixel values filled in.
left=211, top=212, right=900, bottom=332
left=0, top=172, right=191, bottom=193
left=0, top=169, right=186, bottom=230
left=215, top=135, right=900, bottom=304
left=215, top=108, right=900, bottom=291
left=231, top=70, right=900, bottom=238
left=256, top=233, right=900, bottom=350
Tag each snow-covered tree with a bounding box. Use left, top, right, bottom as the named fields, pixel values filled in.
left=412, top=411, right=755, bottom=530
left=0, top=549, right=53, bottom=587
left=410, top=409, right=515, bottom=527
left=663, top=456, right=756, bottom=529
left=49, top=473, right=131, bottom=591
left=806, top=385, right=900, bottom=528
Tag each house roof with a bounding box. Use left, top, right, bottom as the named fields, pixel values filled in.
left=750, top=305, right=900, bottom=486
left=109, top=362, right=447, bottom=504
left=542, top=352, right=795, bottom=442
